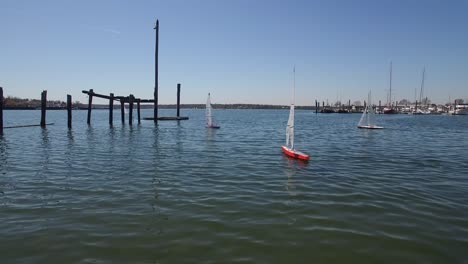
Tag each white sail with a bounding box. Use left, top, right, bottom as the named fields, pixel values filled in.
left=358, top=90, right=379, bottom=128
left=206, top=93, right=213, bottom=127
left=358, top=105, right=367, bottom=127
left=367, top=91, right=375, bottom=127
left=286, top=104, right=295, bottom=149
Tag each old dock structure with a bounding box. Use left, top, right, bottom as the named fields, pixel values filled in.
left=144, top=19, right=188, bottom=121
left=83, top=19, right=188, bottom=124
left=1, top=19, right=188, bottom=132
left=82, top=89, right=148, bottom=125
left=1, top=87, right=57, bottom=133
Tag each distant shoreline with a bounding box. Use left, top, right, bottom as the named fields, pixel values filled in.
left=3, top=104, right=315, bottom=110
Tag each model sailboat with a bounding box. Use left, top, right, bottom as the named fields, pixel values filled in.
left=206, top=93, right=220, bottom=129
left=358, top=91, right=383, bottom=129
left=281, top=68, right=310, bottom=161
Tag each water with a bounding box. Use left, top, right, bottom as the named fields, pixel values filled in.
left=1, top=109, right=468, bottom=263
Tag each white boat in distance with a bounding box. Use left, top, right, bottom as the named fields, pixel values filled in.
left=450, top=104, right=468, bottom=115
left=206, top=93, right=220, bottom=129
left=358, top=91, right=384, bottom=129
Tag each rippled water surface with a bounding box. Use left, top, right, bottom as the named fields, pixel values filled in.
left=1, top=109, right=468, bottom=263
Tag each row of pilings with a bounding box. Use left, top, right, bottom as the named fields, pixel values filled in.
left=0, top=85, right=186, bottom=134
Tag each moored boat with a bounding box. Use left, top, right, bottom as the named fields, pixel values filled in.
left=281, top=67, right=310, bottom=161
left=206, top=93, right=220, bottom=129
left=358, top=91, right=384, bottom=129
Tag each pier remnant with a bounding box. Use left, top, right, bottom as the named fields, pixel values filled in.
left=120, top=99, right=125, bottom=124
left=137, top=99, right=141, bottom=124
left=41, top=90, right=47, bottom=128
left=154, top=19, right=159, bottom=123
left=129, top=94, right=134, bottom=125
left=87, top=89, right=93, bottom=125
left=109, top=93, right=114, bottom=125
left=81, top=90, right=150, bottom=124
left=67, top=94, right=72, bottom=128
left=0, top=87, right=3, bottom=134
left=315, top=100, right=318, bottom=114
left=177, top=83, right=181, bottom=117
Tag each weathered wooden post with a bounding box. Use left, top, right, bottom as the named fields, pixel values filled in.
left=41, top=90, right=47, bottom=127
left=415, top=100, right=418, bottom=111
left=129, top=95, right=134, bottom=125
left=67, top=94, right=72, bottom=129
left=0, top=87, right=3, bottom=134
left=87, top=89, right=93, bottom=125
left=120, top=99, right=125, bottom=124
left=348, top=99, right=351, bottom=111
left=379, top=100, right=381, bottom=113
left=109, top=93, right=114, bottom=126
left=137, top=99, right=141, bottom=124
left=177, top=83, right=181, bottom=117
left=315, top=100, right=318, bottom=114
left=154, top=19, right=159, bottom=123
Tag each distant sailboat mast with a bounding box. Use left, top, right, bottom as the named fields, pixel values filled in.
left=419, top=67, right=425, bottom=105
left=358, top=90, right=383, bottom=129
left=292, top=66, right=295, bottom=149
left=286, top=67, right=296, bottom=150
left=389, top=61, right=392, bottom=108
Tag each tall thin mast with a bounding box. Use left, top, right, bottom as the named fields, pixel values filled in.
left=154, top=19, right=159, bottom=123
left=389, top=61, right=392, bottom=108
left=292, top=66, right=295, bottom=150
left=419, top=67, right=425, bottom=105
left=293, top=66, right=296, bottom=105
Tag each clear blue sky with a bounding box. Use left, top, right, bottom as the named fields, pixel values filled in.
left=1, top=0, right=467, bottom=105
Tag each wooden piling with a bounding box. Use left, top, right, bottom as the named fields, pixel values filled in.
left=129, top=95, right=134, bottom=125
left=0, top=87, right=3, bottom=134
left=379, top=100, right=381, bottom=113
left=415, top=100, right=418, bottom=111
left=154, top=19, right=159, bottom=123
left=137, top=99, right=141, bottom=124
left=40, top=90, right=47, bottom=127
left=109, top=93, right=114, bottom=125
left=177, top=83, right=181, bottom=117
left=315, top=100, right=318, bottom=114
left=87, top=89, right=93, bottom=125
left=120, top=99, right=125, bottom=124
left=67, top=94, right=72, bottom=128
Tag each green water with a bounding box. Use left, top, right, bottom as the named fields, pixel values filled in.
left=1, top=109, right=467, bottom=263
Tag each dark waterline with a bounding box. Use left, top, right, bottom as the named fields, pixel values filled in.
left=1, top=109, right=468, bottom=263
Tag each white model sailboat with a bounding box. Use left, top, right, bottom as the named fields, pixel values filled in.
left=206, top=93, right=220, bottom=129
left=281, top=67, right=310, bottom=161
left=358, top=91, right=383, bottom=129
